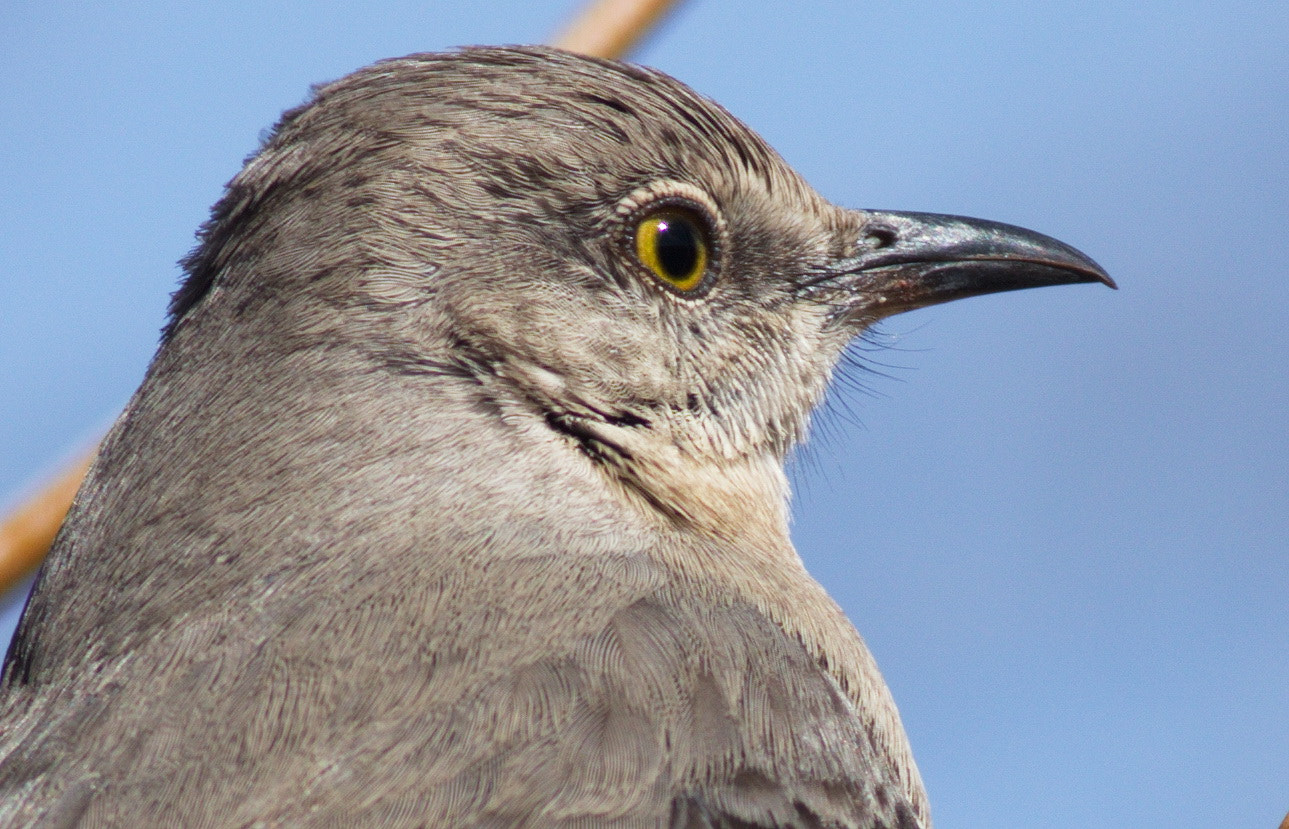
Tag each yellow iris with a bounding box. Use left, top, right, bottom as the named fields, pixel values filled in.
left=634, top=209, right=709, bottom=292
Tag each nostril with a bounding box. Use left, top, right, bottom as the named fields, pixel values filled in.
left=861, top=227, right=897, bottom=251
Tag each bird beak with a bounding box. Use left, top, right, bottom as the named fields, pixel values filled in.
left=828, top=210, right=1115, bottom=319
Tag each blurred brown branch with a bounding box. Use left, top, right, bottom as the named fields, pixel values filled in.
left=0, top=453, right=94, bottom=592
left=551, top=0, right=679, bottom=60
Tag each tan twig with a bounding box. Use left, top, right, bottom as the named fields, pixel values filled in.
left=0, top=452, right=94, bottom=591
left=550, top=0, right=681, bottom=59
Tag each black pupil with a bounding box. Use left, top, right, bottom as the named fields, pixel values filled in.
left=656, top=216, right=699, bottom=279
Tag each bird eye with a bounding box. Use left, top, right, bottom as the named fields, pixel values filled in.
left=634, top=208, right=710, bottom=293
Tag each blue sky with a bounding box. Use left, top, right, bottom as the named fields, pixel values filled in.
left=2, top=2, right=1285, bottom=826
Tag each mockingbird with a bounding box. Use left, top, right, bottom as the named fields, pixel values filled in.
left=0, top=47, right=1112, bottom=827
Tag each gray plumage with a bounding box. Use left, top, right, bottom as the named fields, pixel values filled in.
left=0, top=47, right=1111, bottom=827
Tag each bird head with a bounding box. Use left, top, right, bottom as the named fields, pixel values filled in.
left=167, top=46, right=1111, bottom=542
